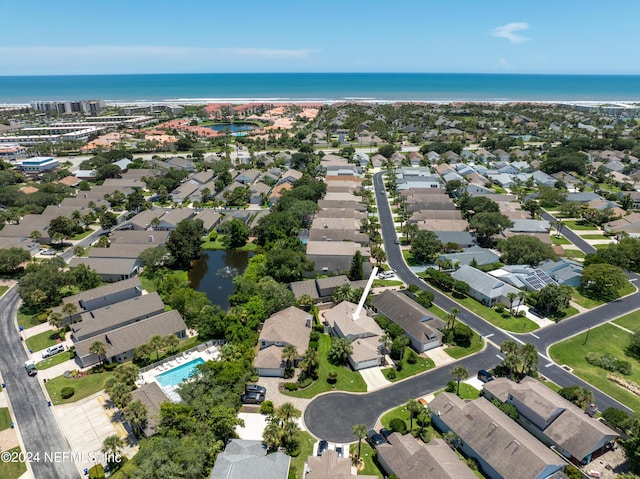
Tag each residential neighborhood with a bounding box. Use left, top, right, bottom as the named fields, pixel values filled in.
left=2, top=99, right=640, bottom=479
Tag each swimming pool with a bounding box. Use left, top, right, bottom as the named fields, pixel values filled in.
left=156, top=358, right=205, bottom=388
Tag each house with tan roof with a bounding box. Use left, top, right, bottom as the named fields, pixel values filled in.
left=322, top=301, right=383, bottom=370
left=254, top=306, right=313, bottom=377
left=483, top=377, right=618, bottom=465
left=430, top=393, right=565, bottom=479
left=603, top=212, right=640, bottom=237
left=306, top=450, right=376, bottom=479
left=377, top=434, right=477, bottom=479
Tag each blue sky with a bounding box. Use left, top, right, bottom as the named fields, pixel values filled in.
left=1, top=0, right=639, bottom=75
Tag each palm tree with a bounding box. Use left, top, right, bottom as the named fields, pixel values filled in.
left=406, top=398, right=422, bottom=432
left=164, top=334, right=180, bottom=355
left=30, top=230, right=43, bottom=242
left=101, top=435, right=125, bottom=463
left=332, top=284, right=353, bottom=303
left=300, top=347, right=320, bottom=379
left=114, top=363, right=139, bottom=388
left=275, top=402, right=301, bottom=428
left=89, top=340, right=107, bottom=366
left=48, top=311, right=64, bottom=333
left=61, top=302, right=78, bottom=325
left=517, top=291, right=527, bottom=310
left=281, top=345, right=298, bottom=372
left=379, top=333, right=392, bottom=355
left=149, top=335, right=166, bottom=361
left=395, top=335, right=410, bottom=362
left=281, top=419, right=300, bottom=454
left=447, top=307, right=460, bottom=331
left=507, top=292, right=518, bottom=316
left=105, top=381, right=131, bottom=409
left=263, top=421, right=283, bottom=451
left=328, top=337, right=353, bottom=365
left=451, top=366, right=469, bottom=396
left=352, top=424, right=368, bottom=463
left=123, top=399, right=148, bottom=437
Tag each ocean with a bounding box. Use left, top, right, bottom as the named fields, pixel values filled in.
left=1, top=73, right=639, bottom=104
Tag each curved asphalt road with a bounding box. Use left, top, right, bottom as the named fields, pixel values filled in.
left=304, top=172, right=637, bottom=442
left=0, top=287, right=79, bottom=479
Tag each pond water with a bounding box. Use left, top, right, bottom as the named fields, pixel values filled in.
left=189, top=249, right=253, bottom=310
left=209, top=123, right=257, bottom=135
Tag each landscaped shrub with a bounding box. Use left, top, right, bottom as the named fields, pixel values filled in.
left=283, top=382, right=298, bottom=391
left=250, top=374, right=259, bottom=382
left=386, top=369, right=397, bottom=380
left=389, top=418, right=407, bottom=434
left=395, top=361, right=403, bottom=372
left=445, top=381, right=456, bottom=393
left=104, top=363, right=118, bottom=371
left=406, top=351, right=418, bottom=364
left=61, top=387, right=75, bottom=399
left=313, top=324, right=325, bottom=333
left=601, top=407, right=629, bottom=430
left=585, top=352, right=632, bottom=375
left=308, top=341, right=319, bottom=350
left=494, top=302, right=506, bottom=313
left=298, top=377, right=313, bottom=389
left=327, top=371, right=338, bottom=384
left=309, top=331, right=321, bottom=342
left=259, top=400, right=274, bottom=415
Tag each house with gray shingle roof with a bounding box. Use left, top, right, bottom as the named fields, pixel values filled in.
left=209, top=440, right=290, bottom=479
left=483, top=377, right=618, bottom=465
left=451, top=265, right=519, bottom=306
left=69, top=257, right=142, bottom=282
left=438, top=245, right=500, bottom=267
left=371, top=291, right=445, bottom=352
left=430, top=393, right=565, bottom=479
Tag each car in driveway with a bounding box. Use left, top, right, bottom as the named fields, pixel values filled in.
left=317, top=440, right=328, bottom=456
left=245, top=384, right=266, bottom=395
left=241, top=391, right=265, bottom=404
left=366, top=429, right=385, bottom=447
left=529, top=308, right=545, bottom=319
left=379, top=428, right=392, bottom=441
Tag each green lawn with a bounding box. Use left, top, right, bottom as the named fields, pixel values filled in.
left=0, top=446, right=27, bottom=479
left=562, top=220, right=599, bottom=231
left=593, top=243, right=612, bottom=250
left=36, top=351, right=73, bottom=370
left=372, top=279, right=404, bottom=288
left=564, top=249, right=586, bottom=260
left=349, top=442, right=383, bottom=478
left=458, top=383, right=481, bottom=400
left=72, top=229, right=94, bottom=240
left=380, top=403, right=440, bottom=441
left=288, top=431, right=315, bottom=479
left=579, top=234, right=608, bottom=239
left=401, top=250, right=420, bottom=266
left=284, top=334, right=367, bottom=398
left=427, top=303, right=448, bottom=320
left=0, top=407, right=12, bottom=430
left=386, top=349, right=435, bottom=382
left=0, top=285, right=7, bottom=298
left=445, top=330, right=484, bottom=359
left=201, top=235, right=258, bottom=251
left=613, top=310, right=640, bottom=333
left=549, top=323, right=640, bottom=411
left=547, top=306, right=579, bottom=322
left=538, top=376, right=562, bottom=393
left=551, top=235, right=571, bottom=245
left=429, top=287, right=539, bottom=333
left=17, top=310, right=45, bottom=329
left=25, top=329, right=64, bottom=352
left=572, top=283, right=636, bottom=309
left=46, top=371, right=115, bottom=405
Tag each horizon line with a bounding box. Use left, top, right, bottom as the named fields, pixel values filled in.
left=2, top=71, right=640, bottom=78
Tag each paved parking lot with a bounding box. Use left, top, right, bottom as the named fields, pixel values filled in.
left=54, top=392, right=137, bottom=472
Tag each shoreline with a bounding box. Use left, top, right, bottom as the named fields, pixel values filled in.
left=2, top=99, right=640, bottom=108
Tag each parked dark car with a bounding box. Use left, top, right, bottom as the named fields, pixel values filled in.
left=477, top=369, right=494, bottom=383
left=379, top=428, right=392, bottom=441
left=529, top=308, right=545, bottom=318
left=241, top=391, right=265, bottom=404
left=367, top=429, right=385, bottom=447
left=245, top=384, right=267, bottom=395
left=317, top=440, right=328, bottom=456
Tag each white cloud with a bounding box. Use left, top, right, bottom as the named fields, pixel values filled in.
left=491, top=22, right=530, bottom=44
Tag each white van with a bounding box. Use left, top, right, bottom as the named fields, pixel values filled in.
left=42, top=344, right=65, bottom=359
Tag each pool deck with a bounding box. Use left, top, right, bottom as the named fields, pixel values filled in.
left=137, top=346, right=220, bottom=401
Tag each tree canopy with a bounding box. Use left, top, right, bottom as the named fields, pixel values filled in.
left=411, top=230, right=442, bottom=264
left=498, top=235, right=556, bottom=266
left=166, top=218, right=205, bottom=269
left=580, top=263, right=629, bottom=301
